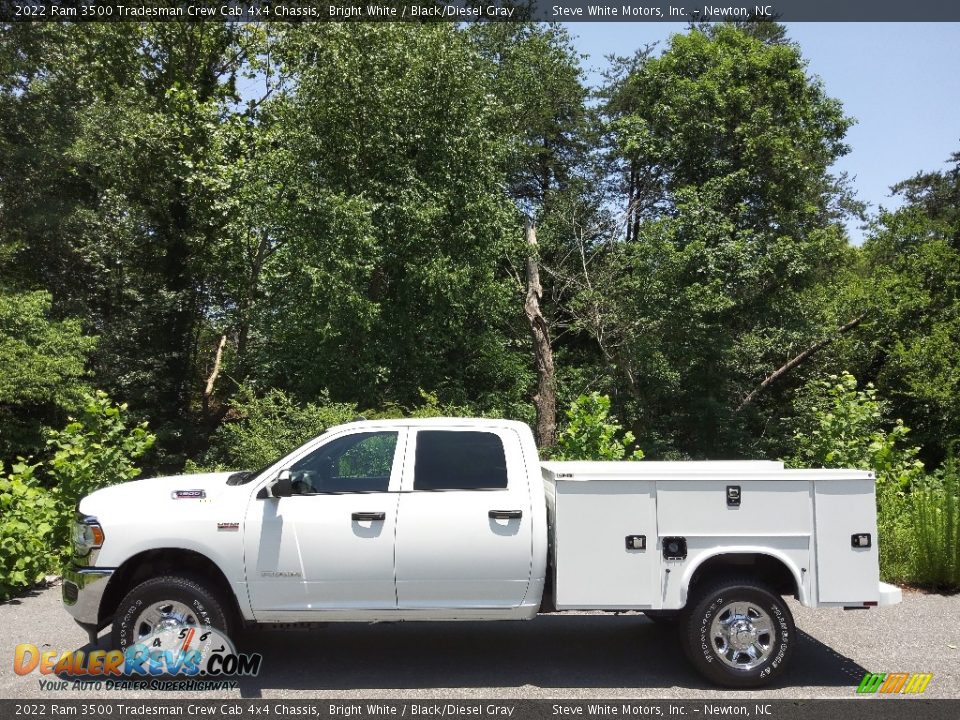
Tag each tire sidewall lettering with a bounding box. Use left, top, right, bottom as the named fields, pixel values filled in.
left=114, top=578, right=224, bottom=652
left=691, top=586, right=793, bottom=683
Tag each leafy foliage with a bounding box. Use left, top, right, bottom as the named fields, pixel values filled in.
left=193, top=386, right=482, bottom=473
left=789, top=373, right=924, bottom=486
left=0, top=288, right=96, bottom=460
left=911, top=456, right=960, bottom=589
left=45, top=391, right=155, bottom=561
left=3, top=22, right=960, bottom=593
left=564, top=25, right=861, bottom=458
left=859, top=193, right=960, bottom=467
left=0, top=461, right=57, bottom=601
left=552, top=393, right=644, bottom=461
left=193, top=387, right=358, bottom=472
left=0, top=391, right=152, bottom=598
left=787, top=373, right=923, bottom=581
left=46, top=391, right=155, bottom=501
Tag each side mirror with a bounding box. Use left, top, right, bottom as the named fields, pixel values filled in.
left=272, top=470, right=294, bottom=498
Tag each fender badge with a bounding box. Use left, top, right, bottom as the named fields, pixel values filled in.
left=217, top=522, right=240, bottom=531
left=172, top=489, right=206, bottom=499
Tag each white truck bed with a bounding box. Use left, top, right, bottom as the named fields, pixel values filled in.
left=541, top=460, right=902, bottom=611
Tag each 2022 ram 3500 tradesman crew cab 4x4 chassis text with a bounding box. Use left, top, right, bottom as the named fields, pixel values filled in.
left=63, top=418, right=901, bottom=687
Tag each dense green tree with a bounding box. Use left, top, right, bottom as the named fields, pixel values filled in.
left=1, top=23, right=595, bottom=464
left=0, top=24, right=264, bottom=466
left=468, top=23, right=596, bottom=446
left=0, top=287, right=95, bottom=460
left=889, top=151, right=960, bottom=248
left=578, top=25, right=860, bottom=457
left=3, top=20, right=957, bottom=484
left=857, top=154, right=960, bottom=465
left=241, top=25, right=532, bottom=416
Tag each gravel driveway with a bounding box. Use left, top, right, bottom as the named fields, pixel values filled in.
left=0, top=584, right=956, bottom=700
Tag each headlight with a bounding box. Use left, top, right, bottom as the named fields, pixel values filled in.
left=73, top=514, right=105, bottom=557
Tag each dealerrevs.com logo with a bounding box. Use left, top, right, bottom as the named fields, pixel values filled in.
left=856, top=672, right=933, bottom=695
left=14, top=624, right=262, bottom=690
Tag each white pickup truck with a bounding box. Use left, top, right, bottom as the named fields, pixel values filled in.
left=64, top=418, right=901, bottom=687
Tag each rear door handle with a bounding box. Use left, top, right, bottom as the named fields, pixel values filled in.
left=489, top=510, right=522, bottom=519
left=352, top=512, right=386, bottom=521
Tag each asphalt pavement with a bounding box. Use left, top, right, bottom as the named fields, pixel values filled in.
left=0, top=583, right=956, bottom=700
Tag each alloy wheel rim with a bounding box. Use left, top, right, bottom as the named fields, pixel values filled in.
left=133, top=600, right=198, bottom=643
left=709, top=601, right=775, bottom=670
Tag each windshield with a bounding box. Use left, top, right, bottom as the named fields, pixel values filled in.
left=225, top=458, right=282, bottom=486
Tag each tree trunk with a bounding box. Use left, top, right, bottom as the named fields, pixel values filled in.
left=736, top=312, right=869, bottom=412
left=524, top=217, right=557, bottom=448
left=203, top=333, right=228, bottom=415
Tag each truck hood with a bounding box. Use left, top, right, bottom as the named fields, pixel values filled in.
left=79, top=471, right=240, bottom=516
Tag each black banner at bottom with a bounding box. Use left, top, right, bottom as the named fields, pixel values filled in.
left=1, top=700, right=958, bottom=720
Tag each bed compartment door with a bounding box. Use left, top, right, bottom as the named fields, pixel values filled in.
left=814, top=478, right=880, bottom=604
left=553, top=480, right=659, bottom=608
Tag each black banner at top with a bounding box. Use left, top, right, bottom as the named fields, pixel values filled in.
left=2, top=0, right=960, bottom=22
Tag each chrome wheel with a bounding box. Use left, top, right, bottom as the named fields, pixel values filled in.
left=133, top=600, right=199, bottom=643
left=709, top=601, right=775, bottom=670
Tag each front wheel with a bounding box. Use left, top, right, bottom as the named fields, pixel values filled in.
left=681, top=578, right=795, bottom=688
left=111, top=574, right=233, bottom=653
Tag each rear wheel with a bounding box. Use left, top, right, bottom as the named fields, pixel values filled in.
left=111, top=574, right=233, bottom=653
left=680, top=577, right=794, bottom=688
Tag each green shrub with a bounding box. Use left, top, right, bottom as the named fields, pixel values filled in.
left=0, top=391, right=154, bottom=599
left=192, top=387, right=480, bottom=473
left=911, top=456, right=960, bottom=589
left=193, top=386, right=358, bottom=472
left=45, top=391, right=155, bottom=561
left=789, top=373, right=924, bottom=482
left=362, top=389, right=475, bottom=420
left=550, top=392, right=644, bottom=461
left=874, top=478, right=915, bottom=585
left=0, top=461, right=58, bottom=601
left=46, top=390, right=155, bottom=503
left=0, top=288, right=97, bottom=461
left=788, top=372, right=923, bottom=582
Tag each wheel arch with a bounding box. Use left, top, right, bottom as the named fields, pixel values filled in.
left=99, top=547, right=244, bottom=627
left=680, top=548, right=806, bottom=607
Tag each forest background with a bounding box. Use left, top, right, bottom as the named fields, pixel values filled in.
left=1, top=21, right=958, bottom=599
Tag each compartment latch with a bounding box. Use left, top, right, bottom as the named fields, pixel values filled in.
left=726, top=485, right=741, bottom=507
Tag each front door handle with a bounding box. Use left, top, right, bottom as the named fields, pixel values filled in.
left=352, top=512, right=386, bottom=521
left=489, top=510, right=523, bottom=519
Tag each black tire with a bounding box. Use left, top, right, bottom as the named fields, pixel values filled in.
left=643, top=610, right=680, bottom=625
left=111, top=574, right=233, bottom=653
left=680, top=577, right=795, bottom=688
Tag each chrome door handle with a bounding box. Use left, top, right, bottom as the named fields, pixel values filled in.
left=352, top=512, right=386, bottom=521
left=489, top=510, right=522, bottom=519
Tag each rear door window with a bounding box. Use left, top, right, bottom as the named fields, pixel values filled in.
left=413, top=431, right=508, bottom=490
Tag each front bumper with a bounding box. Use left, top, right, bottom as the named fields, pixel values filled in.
left=62, top=564, right=114, bottom=626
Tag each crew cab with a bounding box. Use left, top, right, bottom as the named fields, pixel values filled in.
left=63, top=418, right=901, bottom=687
